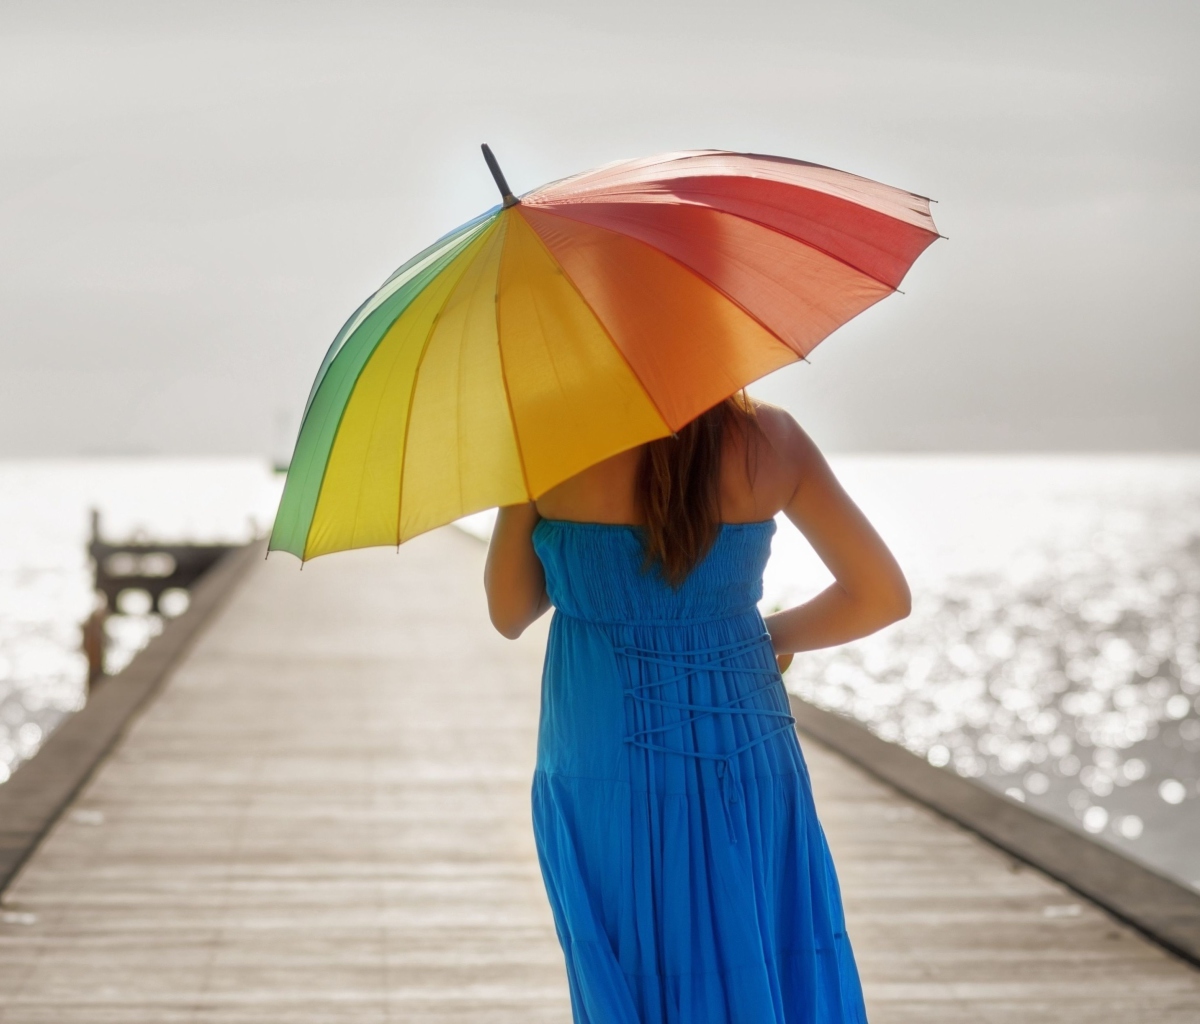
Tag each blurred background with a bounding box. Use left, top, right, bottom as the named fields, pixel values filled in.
left=2, top=1, right=1197, bottom=884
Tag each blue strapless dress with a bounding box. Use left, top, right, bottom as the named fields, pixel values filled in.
left=531, top=518, right=868, bottom=1024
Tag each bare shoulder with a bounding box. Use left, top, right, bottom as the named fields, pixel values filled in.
left=750, top=400, right=803, bottom=448
left=747, top=400, right=821, bottom=491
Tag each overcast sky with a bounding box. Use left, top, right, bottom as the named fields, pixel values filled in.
left=1, top=0, right=1196, bottom=457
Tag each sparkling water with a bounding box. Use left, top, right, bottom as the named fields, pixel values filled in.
left=762, top=456, right=1200, bottom=890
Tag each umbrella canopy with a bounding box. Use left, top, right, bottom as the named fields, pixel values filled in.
left=270, top=148, right=939, bottom=561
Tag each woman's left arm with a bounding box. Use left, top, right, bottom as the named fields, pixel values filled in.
left=761, top=415, right=911, bottom=668
left=484, top=503, right=551, bottom=639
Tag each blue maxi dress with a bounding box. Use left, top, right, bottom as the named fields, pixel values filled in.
left=530, top=518, right=868, bottom=1024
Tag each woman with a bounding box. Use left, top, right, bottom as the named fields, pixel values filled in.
left=484, top=395, right=910, bottom=1024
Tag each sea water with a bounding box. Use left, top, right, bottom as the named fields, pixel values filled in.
left=2, top=456, right=1198, bottom=889
left=764, top=456, right=1200, bottom=890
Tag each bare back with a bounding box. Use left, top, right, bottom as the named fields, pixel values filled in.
left=534, top=402, right=801, bottom=526
left=489, top=399, right=908, bottom=651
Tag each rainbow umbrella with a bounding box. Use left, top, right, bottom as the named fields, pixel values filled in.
left=270, top=147, right=939, bottom=561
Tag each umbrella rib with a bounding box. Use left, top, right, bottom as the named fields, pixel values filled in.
left=679, top=202, right=903, bottom=324
left=528, top=150, right=937, bottom=226
left=492, top=220, right=534, bottom=502
left=279, top=221, right=494, bottom=560
left=533, top=192, right=920, bottom=295
left=300, top=212, right=498, bottom=429
left=516, top=210, right=675, bottom=435
left=529, top=206, right=805, bottom=374
left=676, top=195, right=930, bottom=293
left=394, top=305, right=450, bottom=548
left=349, top=283, right=461, bottom=553
left=461, top=217, right=520, bottom=506
left=511, top=257, right=573, bottom=494
left=394, top=224, right=501, bottom=545
left=289, top=224, right=492, bottom=564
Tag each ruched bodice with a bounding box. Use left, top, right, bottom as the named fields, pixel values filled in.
left=528, top=517, right=867, bottom=1024
left=533, top=518, right=774, bottom=624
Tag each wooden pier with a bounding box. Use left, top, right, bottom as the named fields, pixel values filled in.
left=2, top=526, right=1199, bottom=1022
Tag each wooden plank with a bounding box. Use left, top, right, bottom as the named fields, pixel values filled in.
left=0, top=525, right=1197, bottom=1022
left=798, top=738, right=1200, bottom=1021
left=0, top=542, right=264, bottom=893
left=0, top=528, right=567, bottom=1024
left=790, top=694, right=1200, bottom=967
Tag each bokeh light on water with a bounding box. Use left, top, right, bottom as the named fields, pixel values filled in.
left=766, top=455, right=1200, bottom=890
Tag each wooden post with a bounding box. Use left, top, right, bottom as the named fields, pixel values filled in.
left=82, top=600, right=107, bottom=690
left=84, top=508, right=107, bottom=689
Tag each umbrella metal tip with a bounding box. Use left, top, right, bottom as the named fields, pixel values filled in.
left=481, top=143, right=517, bottom=206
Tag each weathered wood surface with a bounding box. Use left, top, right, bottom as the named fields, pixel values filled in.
left=790, top=693, right=1200, bottom=966
left=2, top=526, right=1199, bottom=1022
left=0, top=543, right=263, bottom=894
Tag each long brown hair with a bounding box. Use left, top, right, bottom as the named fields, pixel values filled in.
left=637, top=393, right=758, bottom=587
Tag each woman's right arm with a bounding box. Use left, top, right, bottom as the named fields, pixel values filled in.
left=762, top=415, right=911, bottom=658
left=484, top=503, right=551, bottom=639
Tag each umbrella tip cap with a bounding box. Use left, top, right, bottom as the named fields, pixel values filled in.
left=481, top=143, right=517, bottom=206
